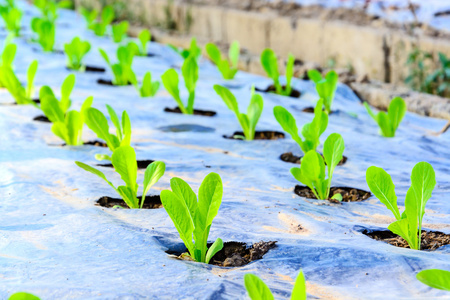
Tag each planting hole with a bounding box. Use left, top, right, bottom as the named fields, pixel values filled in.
left=96, top=195, right=162, bottom=209
left=33, top=115, right=50, bottom=123
left=83, top=140, right=108, bottom=147
left=97, top=160, right=155, bottom=169
left=255, top=85, right=301, bottom=98
left=302, top=106, right=335, bottom=114
left=66, top=65, right=106, bottom=73
left=158, top=124, right=215, bottom=133
left=224, top=131, right=285, bottom=140
left=280, top=152, right=347, bottom=165
left=294, top=185, right=371, bottom=203
left=164, top=107, right=217, bottom=117
left=97, top=79, right=132, bottom=86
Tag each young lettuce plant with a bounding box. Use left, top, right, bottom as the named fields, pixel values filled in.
left=64, top=37, right=91, bottom=71
left=366, top=161, right=436, bottom=250
left=160, top=172, right=223, bottom=263
left=99, top=43, right=137, bottom=86
left=168, top=37, right=201, bottom=61
left=132, top=71, right=160, bottom=97
left=111, top=21, right=128, bottom=43
left=417, top=269, right=450, bottom=291
left=90, top=5, right=114, bottom=36
left=80, top=7, right=98, bottom=29
left=205, top=41, right=239, bottom=80
left=31, top=17, right=55, bottom=52
left=0, top=43, right=16, bottom=87
left=274, top=99, right=328, bottom=154
left=161, top=56, right=198, bottom=114
left=84, top=105, right=131, bottom=161
left=39, top=73, right=75, bottom=114
left=364, top=97, right=406, bottom=137
left=245, top=270, right=306, bottom=300
left=0, top=5, right=21, bottom=37
left=291, top=133, right=345, bottom=200
left=307, top=69, right=339, bottom=114
left=0, top=60, right=38, bottom=105
left=260, top=48, right=294, bottom=96
left=214, top=85, right=263, bottom=140
left=76, top=146, right=165, bottom=209
left=136, top=29, right=151, bottom=56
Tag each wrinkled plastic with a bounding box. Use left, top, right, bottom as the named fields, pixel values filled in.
left=1, top=2, right=450, bottom=299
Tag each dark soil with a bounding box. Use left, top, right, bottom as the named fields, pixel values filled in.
left=97, top=160, right=155, bottom=169
left=66, top=65, right=106, bottom=73
left=224, top=131, right=285, bottom=140
left=280, top=152, right=347, bottom=165
left=32, top=48, right=64, bottom=55
left=294, top=185, right=371, bottom=203
left=255, top=85, right=301, bottom=98
left=362, top=229, right=450, bottom=251
left=97, top=79, right=132, bottom=86
left=33, top=115, right=50, bottom=123
left=96, top=195, right=162, bottom=209
left=83, top=140, right=108, bottom=147
left=302, top=106, right=334, bottom=114
left=164, top=107, right=217, bottom=117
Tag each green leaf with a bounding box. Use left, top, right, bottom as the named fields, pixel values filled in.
left=141, top=161, right=166, bottom=208
left=75, top=161, right=117, bottom=192
left=205, top=237, right=223, bottom=264
left=246, top=93, right=263, bottom=140
left=260, top=48, right=279, bottom=85
left=229, top=41, right=240, bottom=68
left=60, top=74, right=75, bottom=112
left=161, top=68, right=188, bottom=114
left=138, top=29, right=151, bottom=55
left=197, top=173, right=223, bottom=230
left=120, top=110, right=132, bottom=146
left=205, top=43, right=221, bottom=65
left=307, top=69, right=323, bottom=83
left=291, top=270, right=307, bottom=300
left=244, top=274, right=275, bottom=300
left=388, top=218, right=414, bottom=248
left=111, top=146, right=138, bottom=193
left=106, top=104, right=123, bottom=141
left=182, top=56, right=198, bottom=93
left=26, top=60, right=38, bottom=99
left=8, top=292, right=41, bottom=300
left=323, top=133, right=344, bottom=180
left=65, top=110, right=83, bottom=145
left=99, top=48, right=111, bottom=66
left=112, top=21, right=129, bottom=43
left=40, top=93, right=64, bottom=123
left=273, top=106, right=303, bottom=150
left=85, top=107, right=115, bottom=151
left=417, top=269, right=450, bottom=291
left=214, top=85, right=239, bottom=115
left=387, top=97, right=406, bottom=134
left=284, top=54, right=295, bottom=95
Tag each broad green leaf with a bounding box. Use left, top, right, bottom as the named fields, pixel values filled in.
left=307, top=69, right=322, bottom=83
left=117, top=185, right=137, bottom=208
left=197, top=172, right=223, bottom=229
left=214, top=85, right=239, bottom=114
left=101, top=5, right=114, bottom=25
left=261, top=48, right=279, bottom=83
left=247, top=93, right=263, bottom=140
left=182, top=56, right=198, bottom=93
left=60, top=74, right=75, bottom=112
left=142, top=161, right=166, bottom=199
left=121, top=110, right=131, bottom=146
left=85, top=108, right=115, bottom=151
left=388, top=97, right=406, bottom=133
left=26, top=60, right=38, bottom=99
left=378, top=112, right=392, bottom=137
left=106, top=104, right=123, bottom=141
left=8, top=292, right=40, bottom=300
left=111, top=145, right=137, bottom=191
left=229, top=41, right=240, bottom=68
left=323, top=133, right=344, bottom=179
left=170, top=177, right=198, bottom=219
left=244, top=274, right=275, bottom=300
left=99, top=48, right=111, bottom=66
left=291, top=270, right=307, bottom=300
left=205, top=237, right=223, bottom=264
left=273, top=106, right=303, bottom=148
left=205, top=43, right=221, bottom=65
left=161, top=68, right=187, bottom=113
left=388, top=218, right=414, bottom=249
left=300, top=151, right=322, bottom=182
left=66, top=110, right=83, bottom=145
left=417, top=269, right=450, bottom=291
left=138, top=29, right=151, bottom=54
left=40, top=94, right=64, bottom=123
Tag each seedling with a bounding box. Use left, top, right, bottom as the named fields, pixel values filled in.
left=274, top=99, right=328, bottom=154
left=41, top=96, right=93, bottom=145
left=76, top=146, right=165, bottom=209
left=111, top=21, right=128, bottom=43
left=64, top=37, right=91, bottom=71
left=161, top=56, right=198, bottom=114
left=168, top=37, right=201, bottom=61
left=0, top=43, right=16, bottom=87
left=90, top=5, right=114, bottom=36
left=206, top=41, right=239, bottom=80
left=214, top=85, right=263, bottom=140
left=9, top=292, right=40, bottom=300
left=307, top=69, right=338, bottom=114
left=244, top=270, right=306, bottom=300
left=364, top=97, right=406, bottom=137
left=366, top=161, right=436, bottom=250
left=160, top=172, right=223, bottom=263
left=417, top=269, right=450, bottom=291
left=0, top=60, right=38, bottom=105
left=99, top=43, right=137, bottom=86
left=291, top=133, right=345, bottom=200
left=84, top=105, right=131, bottom=161
left=39, top=73, right=75, bottom=114
left=0, top=5, right=22, bottom=36
left=132, top=71, right=160, bottom=97
left=260, top=48, right=294, bottom=96
left=31, top=17, right=55, bottom=52
left=80, top=7, right=98, bottom=28
left=136, top=29, right=151, bottom=56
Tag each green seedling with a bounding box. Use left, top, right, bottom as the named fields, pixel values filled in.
left=80, top=7, right=98, bottom=28
left=0, top=59, right=38, bottom=105
left=260, top=48, right=294, bottom=96
left=274, top=99, right=328, bottom=155
left=76, top=146, right=165, bottom=209
left=214, top=85, right=263, bottom=140
left=291, top=133, right=345, bottom=200
left=160, top=172, right=223, bottom=263
left=41, top=96, right=92, bottom=145
left=31, top=17, right=55, bottom=52
left=132, top=71, right=160, bottom=97
left=161, top=56, right=198, bottom=114
left=111, top=21, right=128, bottom=43
left=84, top=105, right=131, bottom=161
left=99, top=43, right=137, bottom=86
left=39, top=73, right=75, bottom=114
left=308, top=69, right=338, bottom=114
left=0, top=5, right=22, bottom=36
left=417, top=269, right=450, bottom=291
left=244, top=270, right=306, bottom=300
left=0, top=42, right=16, bottom=87
left=136, top=29, right=151, bottom=56
left=206, top=41, right=239, bottom=80
left=364, top=97, right=406, bottom=137
left=64, top=37, right=91, bottom=71
left=9, top=292, right=40, bottom=300
left=33, top=0, right=70, bottom=22
left=90, top=5, right=114, bottom=36
left=168, top=37, right=201, bottom=61
left=366, top=161, right=436, bottom=250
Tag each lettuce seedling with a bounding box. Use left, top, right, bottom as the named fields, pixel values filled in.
left=132, top=71, right=160, bottom=97
left=84, top=105, right=131, bottom=161
left=307, top=69, right=339, bottom=114
left=80, top=7, right=98, bottom=28
left=260, top=48, right=294, bottom=96
left=206, top=41, right=239, bottom=80
left=168, top=37, right=201, bottom=61
left=99, top=43, right=137, bottom=85
left=161, top=56, right=198, bottom=114
left=39, top=73, right=75, bottom=114
left=9, top=292, right=41, bottom=300
left=160, top=172, right=223, bottom=263
left=214, top=85, right=263, bottom=140
left=31, top=17, right=55, bottom=52
left=274, top=99, right=328, bottom=154
left=0, top=5, right=22, bottom=37
left=76, top=146, right=165, bottom=209
left=0, top=60, right=38, bottom=105
left=0, top=43, right=16, bottom=87
left=417, top=269, right=450, bottom=291
left=64, top=37, right=91, bottom=71
left=111, top=21, right=128, bottom=43
left=136, top=29, right=151, bottom=56
left=366, top=161, right=436, bottom=250
left=244, top=270, right=306, bottom=300
left=291, top=133, right=345, bottom=200
left=90, top=5, right=114, bottom=36
left=41, top=96, right=93, bottom=145
left=364, top=97, right=406, bottom=137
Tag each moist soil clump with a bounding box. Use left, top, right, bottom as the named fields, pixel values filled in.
left=164, top=107, right=217, bottom=117
left=96, top=195, right=163, bottom=209
left=98, top=160, right=155, bottom=169
left=255, top=85, right=301, bottom=98
left=224, top=131, right=285, bottom=140
left=280, top=152, right=347, bottom=165
left=33, top=115, right=50, bottom=122
left=294, top=185, right=370, bottom=203
left=363, top=229, right=450, bottom=251
left=302, top=106, right=335, bottom=114
left=66, top=65, right=106, bottom=73
left=97, top=79, right=132, bottom=86
left=83, top=140, right=108, bottom=147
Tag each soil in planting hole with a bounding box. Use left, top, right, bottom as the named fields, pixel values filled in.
left=66, top=65, right=106, bottom=73
left=302, top=107, right=335, bottom=114
left=83, top=140, right=108, bottom=147
left=294, top=185, right=371, bottom=203
left=164, top=107, right=217, bottom=117
left=280, top=152, right=347, bottom=165
left=96, top=195, right=162, bottom=209
left=97, top=79, right=132, bottom=86
left=224, top=131, right=285, bottom=140
left=167, top=241, right=277, bottom=267
left=33, top=115, right=50, bottom=123
left=97, top=160, right=155, bottom=169
left=362, top=229, right=450, bottom=251
left=158, top=124, right=215, bottom=133
left=255, top=85, right=301, bottom=98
